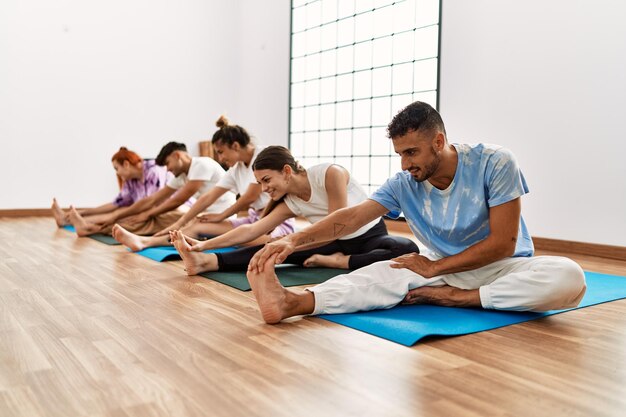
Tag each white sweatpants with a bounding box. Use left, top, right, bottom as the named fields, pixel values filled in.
left=310, top=256, right=586, bottom=315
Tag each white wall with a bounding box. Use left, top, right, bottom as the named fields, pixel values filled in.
left=0, top=0, right=290, bottom=209
left=440, top=0, right=626, bottom=246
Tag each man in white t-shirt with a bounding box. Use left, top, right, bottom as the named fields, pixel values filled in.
left=111, top=142, right=235, bottom=248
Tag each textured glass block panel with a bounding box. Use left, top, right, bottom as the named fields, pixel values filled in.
left=413, top=58, right=438, bottom=92
left=320, top=49, right=337, bottom=77
left=292, top=7, right=306, bottom=35
left=371, top=96, right=391, bottom=126
left=413, top=90, right=437, bottom=108
left=416, top=0, right=440, bottom=26
left=414, top=25, right=439, bottom=60
left=393, top=0, right=415, bottom=33
left=352, top=156, right=371, bottom=186
left=372, top=36, right=392, bottom=67
left=353, top=99, right=371, bottom=128
left=392, top=31, right=414, bottom=63
left=291, top=57, right=306, bottom=82
left=305, top=53, right=320, bottom=80
left=334, top=157, right=353, bottom=172
left=370, top=156, right=390, bottom=185
left=355, top=0, right=374, bottom=13
left=337, top=0, right=355, bottom=19
left=373, top=5, right=393, bottom=38
left=292, top=31, right=306, bottom=57
left=336, top=45, right=354, bottom=74
left=306, top=27, right=321, bottom=56
left=336, top=101, right=353, bottom=129
left=354, top=41, right=373, bottom=71
left=304, top=131, right=319, bottom=156
left=290, top=133, right=304, bottom=157
left=353, top=70, right=372, bottom=99
left=389, top=154, right=402, bottom=175
left=337, top=16, right=355, bottom=46
left=336, top=73, right=353, bottom=101
left=374, top=0, right=395, bottom=7
left=321, top=0, right=338, bottom=24
left=292, top=0, right=307, bottom=7
left=372, top=66, right=391, bottom=97
left=320, top=76, right=337, bottom=103
left=304, top=105, right=320, bottom=131
left=392, top=93, right=414, bottom=115
left=319, top=130, right=336, bottom=156
left=304, top=79, right=320, bottom=106
left=392, top=62, right=413, bottom=95
left=371, top=127, right=391, bottom=155
left=352, top=127, right=371, bottom=156
left=291, top=82, right=305, bottom=108
left=354, top=12, right=374, bottom=43
left=306, top=1, right=322, bottom=29
left=319, top=103, right=336, bottom=130
left=291, top=107, right=304, bottom=133
left=320, top=23, right=337, bottom=50
left=335, top=129, right=352, bottom=156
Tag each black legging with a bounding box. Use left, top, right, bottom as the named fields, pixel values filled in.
left=215, top=219, right=419, bottom=272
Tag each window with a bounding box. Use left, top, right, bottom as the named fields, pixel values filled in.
left=289, top=0, right=441, bottom=196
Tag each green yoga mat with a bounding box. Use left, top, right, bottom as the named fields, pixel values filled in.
left=199, top=266, right=350, bottom=291
left=62, top=225, right=120, bottom=245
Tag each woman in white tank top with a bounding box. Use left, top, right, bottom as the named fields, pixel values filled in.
left=169, top=146, right=418, bottom=275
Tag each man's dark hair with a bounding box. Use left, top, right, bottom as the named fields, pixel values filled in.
left=155, top=142, right=187, bottom=166
left=387, top=101, right=447, bottom=139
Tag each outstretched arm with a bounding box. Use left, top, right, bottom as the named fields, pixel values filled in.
left=78, top=203, right=119, bottom=217
left=202, top=183, right=263, bottom=223
left=248, top=199, right=388, bottom=272
left=106, top=187, right=175, bottom=223
left=392, top=198, right=522, bottom=278
left=142, top=180, right=204, bottom=219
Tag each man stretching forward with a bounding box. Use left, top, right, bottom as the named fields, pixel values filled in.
left=246, top=101, right=586, bottom=324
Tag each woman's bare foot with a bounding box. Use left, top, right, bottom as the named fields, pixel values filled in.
left=111, top=224, right=150, bottom=251
left=51, top=198, right=68, bottom=227
left=246, top=254, right=315, bottom=324
left=303, top=252, right=350, bottom=269
left=68, top=206, right=99, bottom=236
left=171, top=231, right=218, bottom=275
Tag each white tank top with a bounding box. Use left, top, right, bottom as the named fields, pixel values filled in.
left=283, top=163, right=380, bottom=240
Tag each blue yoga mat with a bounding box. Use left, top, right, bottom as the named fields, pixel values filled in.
left=61, top=225, right=120, bottom=245
left=319, top=271, right=626, bottom=346
left=134, top=245, right=237, bottom=262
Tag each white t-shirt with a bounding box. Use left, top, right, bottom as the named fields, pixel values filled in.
left=283, top=163, right=380, bottom=240
left=167, top=157, right=235, bottom=213
left=216, top=146, right=269, bottom=211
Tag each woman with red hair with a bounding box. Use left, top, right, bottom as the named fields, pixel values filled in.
left=52, top=147, right=170, bottom=231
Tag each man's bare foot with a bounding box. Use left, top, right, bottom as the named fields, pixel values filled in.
left=402, top=285, right=481, bottom=308
left=171, top=231, right=217, bottom=275
left=246, top=254, right=315, bottom=324
left=68, top=206, right=99, bottom=236
left=303, top=252, right=350, bottom=269
left=111, top=224, right=150, bottom=252
left=51, top=198, right=68, bottom=227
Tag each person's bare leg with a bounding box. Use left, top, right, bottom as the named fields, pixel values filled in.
left=303, top=252, right=350, bottom=269
left=51, top=198, right=69, bottom=227
left=402, top=285, right=481, bottom=308
left=246, top=254, right=315, bottom=324
left=111, top=224, right=168, bottom=251
left=171, top=231, right=218, bottom=275
left=68, top=206, right=101, bottom=236
left=184, top=220, right=233, bottom=239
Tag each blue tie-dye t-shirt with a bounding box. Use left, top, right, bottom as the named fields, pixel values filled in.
left=370, top=143, right=534, bottom=258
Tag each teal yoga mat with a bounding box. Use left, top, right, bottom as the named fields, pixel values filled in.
left=61, top=225, right=120, bottom=245
left=319, top=271, right=626, bottom=346
left=134, top=245, right=237, bottom=262
left=199, top=266, right=350, bottom=291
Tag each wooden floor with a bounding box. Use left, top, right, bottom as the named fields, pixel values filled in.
left=1, top=217, right=626, bottom=417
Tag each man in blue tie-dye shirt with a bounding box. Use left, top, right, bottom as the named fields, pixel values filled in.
left=245, top=101, right=586, bottom=324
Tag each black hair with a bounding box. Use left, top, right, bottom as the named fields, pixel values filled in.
left=155, top=142, right=187, bottom=166
left=387, top=101, right=447, bottom=139
left=211, top=115, right=251, bottom=147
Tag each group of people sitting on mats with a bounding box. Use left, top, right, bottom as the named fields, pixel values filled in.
left=52, top=101, right=587, bottom=324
